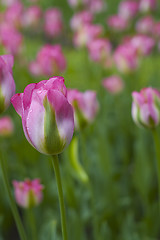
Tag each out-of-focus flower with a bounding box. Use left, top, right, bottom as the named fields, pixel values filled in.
left=114, top=43, right=139, bottom=73
left=129, top=35, right=155, bottom=56
left=139, top=0, right=157, bottom=12
left=132, top=87, right=160, bottom=128
left=0, top=55, right=15, bottom=114
left=88, top=0, right=106, bottom=13
left=70, top=11, right=93, bottom=31
left=107, top=15, right=128, bottom=31
left=11, top=77, right=74, bottom=155
left=87, top=38, right=112, bottom=66
left=29, top=45, right=66, bottom=76
left=0, top=24, right=23, bottom=55
left=0, top=116, right=14, bottom=136
left=44, top=8, right=63, bottom=38
left=22, top=6, right=42, bottom=28
left=67, top=89, right=99, bottom=130
left=13, top=179, right=44, bottom=208
left=102, top=75, right=124, bottom=94
left=153, top=22, right=160, bottom=38
left=74, top=24, right=103, bottom=48
left=136, top=16, right=154, bottom=35
left=118, top=1, right=139, bottom=20
left=4, top=2, right=23, bottom=29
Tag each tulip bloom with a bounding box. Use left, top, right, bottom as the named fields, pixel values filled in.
left=67, top=89, right=99, bottom=130
left=136, top=16, right=154, bottom=35
left=29, top=45, right=66, bottom=77
left=70, top=11, right=93, bottom=31
left=22, top=6, right=42, bottom=28
left=13, top=179, right=43, bottom=208
left=102, top=75, right=124, bottom=94
left=44, top=8, right=63, bottom=37
left=139, top=0, right=157, bottom=12
left=107, top=15, right=128, bottom=31
left=11, top=77, right=74, bottom=155
left=0, top=54, right=15, bottom=114
left=0, top=116, right=14, bottom=136
left=132, top=88, right=160, bottom=128
left=118, top=1, right=139, bottom=20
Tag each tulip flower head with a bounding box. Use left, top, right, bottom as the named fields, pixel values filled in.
left=22, top=6, right=42, bottom=28
left=11, top=77, right=74, bottom=155
left=13, top=179, right=43, bottom=208
left=67, top=89, right=99, bottom=130
left=107, top=15, right=128, bottom=31
left=0, top=54, right=15, bottom=114
left=70, top=11, right=93, bottom=31
left=102, top=75, right=124, bottom=94
left=118, top=1, right=139, bottom=20
left=0, top=116, right=14, bottom=136
left=132, top=88, right=160, bottom=128
left=139, top=0, right=157, bottom=12
left=136, top=16, right=154, bottom=35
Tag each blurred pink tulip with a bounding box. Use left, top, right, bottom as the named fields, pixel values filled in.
left=44, top=8, right=63, bottom=37
left=88, top=0, right=106, bottom=13
left=87, top=38, right=112, bottom=66
left=13, top=179, right=44, bottom=208
left=132, top=87, right=160, bottom=128
left=29, top=44, right=66, bottom=76
left=4, top=2, right=23, bottom=29
left=139, top=0, right=157, bottom=12
left=67, top=89, right=99, bottom=130
left=22, top=6, right=42, bottom=28
left=118, top=1, right=139, bottom=20
left=102, top=75, right=124, bottom=94
left=136, top=16, right=154, bottom=35
left=11, top=77, right=74, bottom=155
left=0, top=54, right=15, bottom=114
left=0, top=116, right=14, bottom=136
left=70, top=11, right=93, bottom=31
left=107, top=15, right=128, bottom=31
left=74, top=24, right=103, bottom=48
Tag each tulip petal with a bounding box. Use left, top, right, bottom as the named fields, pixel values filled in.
left=1, top=54, right=14, bottom=72
left=11, top=93, right=23, bottom=117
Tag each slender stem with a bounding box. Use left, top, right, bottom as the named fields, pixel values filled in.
left=152, top=129, right=160, bottom=212
left=26, top=208, right=37, bottom=240
left=0, top=150, right=27, bottom=240
left=52, top=155, right=68, bottom=240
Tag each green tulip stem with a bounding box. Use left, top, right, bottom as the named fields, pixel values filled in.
left=0, top=150, right=27, bottom=240
left=52, top=155, right=68, bottom=240
left=152, top=129, right=160, bottom=212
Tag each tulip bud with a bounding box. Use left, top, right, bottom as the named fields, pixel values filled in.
left=13, top=179, right=44, bottom=208
left=67, top=89, right=99, bottom=130
left=0, top=54, right=15, bottom=114
left=11, top=77, right=74, bottom=155
left=0, top=116, right=14, bottom=136
left=132, top=87, right=160, bottom=128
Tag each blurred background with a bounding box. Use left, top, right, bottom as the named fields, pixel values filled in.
left=0, top=0, right=160, bottom=239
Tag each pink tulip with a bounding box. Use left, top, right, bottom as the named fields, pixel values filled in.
left=22, top=6, right=42, bottom=28
left=87, top=38, right=112, bottom=66
left=129, top=35, right=155, bottom=56
left=102, top=75, right=124, bottom=94
left=132, top=88, right=160, bottom=128
left=88, top=0, right=106, bottom=13
left=67, top=89, right=99, bottom=130
left=44, top=8, right=63, bottom=37
left=0, top=24, right=23, bottom=55
left=107, top=15, right=128, bottom=31
left=0, top=116, right=14, bottom=136
left=139, top=0, right=157, bottom=12
left=4, top=2, right=23, bottom=29
left=29, top=45, right=66, bottom=76
left=74, top=24, right=103, bottom=48
left=11, top=77, right=74, bottom=155
left=70, top=11, right=93, bottom=31
left=136, top=16, right=154, bottom=35
left=13, top=179, right=43, bottom=208
left=118, top=1, right=139, bottom=20
left=114, top=43, right=139, bottom=73
left=0, top=54, right=15, bottom=114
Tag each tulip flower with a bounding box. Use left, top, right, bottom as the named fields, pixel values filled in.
left=13, top=179, right=43, bottom=208
left=0, top=54, right=15, bottom=114
left=22, top=6, right=42, bottom=28
left=139, top=0, right=157, bottom=12
left=107, top=15, right=128, bottom=31
left=11, top=76, right=74, bottom=155
left=70, top=11, right=93, bottom=31
left=136, top=16, right=154, bottom=35
left=29, top=45, right=66, bottom=76
left=0, top=116, right=14, bottom=136
left=118, top=1, right=139, bottom=20
left=44, top=8, right=63, bottom=37
left=132, top=87, right=160, bottom=128
left=102, top=75, right=124, bottom=94
left=4, top=2, right=23, bottom=29
left=67, top=89, right=99, bottom=130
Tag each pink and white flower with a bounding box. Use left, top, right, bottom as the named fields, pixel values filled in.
left=118, top=1, right=139, bottom=20
left=0, top=116, right=14, bottom=136
left=13, top=179, right=44, bottom=208
left=11, top=77, right=74, bottom=155
left=102, top=75, right=124, bottom=94
left=132, top=87, right=160, bottom=128
left=136, top=16, right=154, bottom=35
